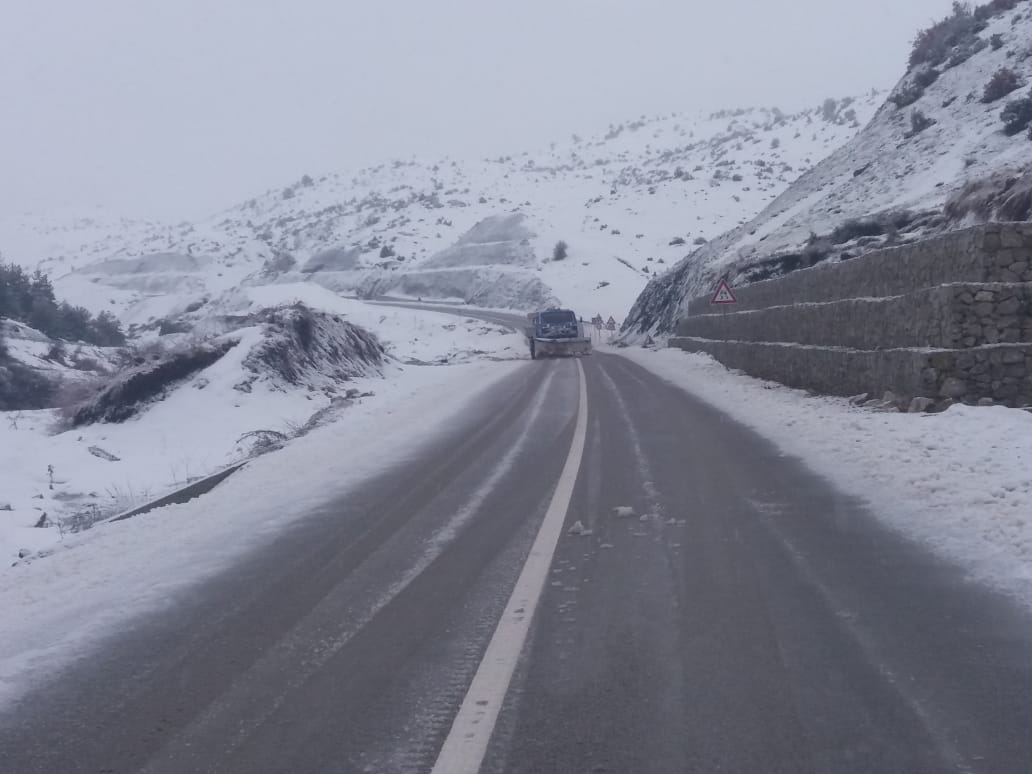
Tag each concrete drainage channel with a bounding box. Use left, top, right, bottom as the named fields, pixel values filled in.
left=108, top=461, right=249, bottom=523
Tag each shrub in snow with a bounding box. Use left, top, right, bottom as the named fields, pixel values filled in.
left=915, top=67, right=941, bottom=91
left=0, top=336, right=56, bottom=410
left=242, top=304, right=385, bottom=388
left=821, top=98, right=838, bottom=122
left=45, top=341, right=67, bottom=364
left=552, top=240, right=569, bottom=261
left=907, top=109, right=937, bottom=137
left=1001, top=89, right=1032, bottom=134
left=830, top=219, right=885, bottom=245
left=991, top=33, right=1005, bottom=49
left=908, top=2, right=982, bottom=69
left=974, top=0, right=1020, bottom=23
left=260, top=250, right=297, bottom=277
left=982, top=67, right=1024, bottom=103
left=948, top=36, right=988, bottom=68
left=944, top=168, right=1032, bottom=223
left=890, top=81, right=925, bottom=109
left=69, top=353, right=103, bottom=373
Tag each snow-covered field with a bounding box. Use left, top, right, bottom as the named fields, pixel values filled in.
left=617, top=345, right=1032, bottom=607
left=0, top=294, right=524, bottom=566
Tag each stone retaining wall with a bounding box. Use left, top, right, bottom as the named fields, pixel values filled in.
left=668, top=338, right=1032, bottom=405
left=685, top=223, right=1032, bottom=316
left=678, top=283, right=1032, bottom=350
left=671, top=223, right=1032, bottom=408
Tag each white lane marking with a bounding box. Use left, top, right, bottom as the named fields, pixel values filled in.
left=430, top=360, right=588, bottom=774
left=141, top=370, right=557, bottom=771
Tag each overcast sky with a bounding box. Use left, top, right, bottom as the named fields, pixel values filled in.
left=1, top=0, right=958, bottom=221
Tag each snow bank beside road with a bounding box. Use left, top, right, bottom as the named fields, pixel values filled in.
left=0, top=293, right=523, bottom=565
left=617, top=346, right=1032, bottom=606
left=218, top=283, right=525, bottom=365
left=0, top=357, right=527, bottom=709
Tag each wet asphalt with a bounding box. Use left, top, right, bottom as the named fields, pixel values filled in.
left=2, top=342, right=1031, bottom=773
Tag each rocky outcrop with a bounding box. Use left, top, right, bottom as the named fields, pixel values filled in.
left=301, top=246, right=362, bottom=273
left=243, top=304, right=384, bottom=388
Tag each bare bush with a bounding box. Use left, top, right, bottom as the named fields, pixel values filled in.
left=890, top=77, right=932, bottom=109
left=1001, top=89, right=1032, bottom=134
left=51, top=374, right=107, bottom=428
left=909, top=2, right=981, bottom=69
left=906, top=109, right=937, bottom=137
left=830, top=219, right=886, bottom=245
left=944, top=168, right=1032, bottom=223
left=982, top=67, right=1023, bottom=103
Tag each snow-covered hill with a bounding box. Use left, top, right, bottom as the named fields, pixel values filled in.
left=628, top=0, right=1032, bottom=333
left=0, top=92, right=880, bottom=327
left=0, top=292, right=524, bottom=563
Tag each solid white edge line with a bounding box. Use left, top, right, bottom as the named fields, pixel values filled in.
left=430, top=360, right=589, bottom=774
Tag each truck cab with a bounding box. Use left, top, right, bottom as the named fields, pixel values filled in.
left=525, top=308, right=592, bottom=359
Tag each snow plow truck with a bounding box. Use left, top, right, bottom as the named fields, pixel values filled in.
left=525, top=308, right=592, bottom=359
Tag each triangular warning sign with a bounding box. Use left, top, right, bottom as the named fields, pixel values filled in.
left=710, top=279, right=737, bottom=305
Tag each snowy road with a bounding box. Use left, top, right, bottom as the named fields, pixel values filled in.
left=2, top=349, right=1032, bottom=772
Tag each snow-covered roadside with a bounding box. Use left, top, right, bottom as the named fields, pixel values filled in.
left=615, top=346, right=1032, bottom=606
left=0, top=291, right=525, bottom=563
left=230, top=282, right=523, bottom=364
left=0, top=356, right=527, bottom=709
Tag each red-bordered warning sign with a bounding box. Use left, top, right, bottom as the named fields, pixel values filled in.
left=710, top=278, right=737, bottom=305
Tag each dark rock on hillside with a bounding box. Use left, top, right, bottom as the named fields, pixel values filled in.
left=301, top=246, right=362, bottom=274
left=243, top=304, right=385, bottom=387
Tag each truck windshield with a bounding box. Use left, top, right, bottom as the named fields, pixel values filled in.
left=541, top=311, right=576, bottom=324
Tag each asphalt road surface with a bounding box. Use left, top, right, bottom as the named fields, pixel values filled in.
left=3, top=348, right=1032, bottom=773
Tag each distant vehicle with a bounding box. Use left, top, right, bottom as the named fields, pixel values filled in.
left=524, top=308, right=592, bottom=359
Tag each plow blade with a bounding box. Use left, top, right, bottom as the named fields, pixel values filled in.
left=532, top=337, right=592, bottom=358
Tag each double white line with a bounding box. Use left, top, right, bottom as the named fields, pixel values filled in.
left=430, top=360, right=589, bottom=774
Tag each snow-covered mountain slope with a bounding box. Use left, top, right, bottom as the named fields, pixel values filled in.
left=628, top=0, right=1032, bottom=334
left=0, top=93, right=880, bottom=326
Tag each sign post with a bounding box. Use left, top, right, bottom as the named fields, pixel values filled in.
left=710, top=279, right=737, bottom=306
left=710, top=278, right=737, bottom=352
